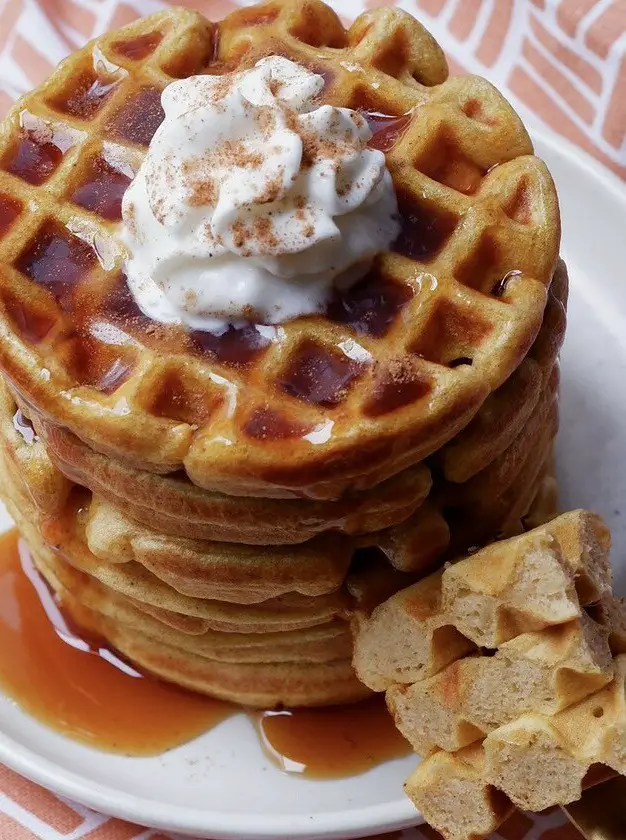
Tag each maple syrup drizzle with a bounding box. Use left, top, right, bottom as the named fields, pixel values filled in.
left=71, top=156, right=132, bottom=221
left=364, top=111, right=412, bottom=152
left=0, top=530, right=410, bottom=774
left=12, top=408, right=37, bottom=445
left=3, top=134, right=64, bottom=186
left=107, top=87, right=165, bottom=146
left=0, top=194, right=22, bottom=236
left=244, top=406, right=314, bottom=441
left=280, top=340, right=365, bottom=406
left=327, top=273, right=413, bottom=338
left=16, top=222, right=97, bottom=293
left=52, top=73, right=120, bottom=120
left=112, top=31, right=163, bottom=60
left=253, top=699, right=410, bottom=779
left=393, top=197, right=457, bottom=262
left=190, top=324, right=272, bottom=368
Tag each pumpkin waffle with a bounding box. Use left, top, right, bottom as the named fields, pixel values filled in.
left=25, top=257, right=563, bottom=546
left=0, top=0, right=559, bottom=499
left=83, top=495, right=354, bottom=604
left=0, top=454, right=351, bottom=634
left=407, top=652, right=626, bottom=836
left=357, top=445, right=558, bottom=577
left=445, top=421, right=558, bottom=553
left=438, top=257, right=567, bottom=483
left=29, top=534, right=366, bottom=707
left=0, top=379, right=361, bottom=602
left=440, top=366, right=559, bottom=510
left=1, top=376, right=554, bottom=590
left=353, top=512, right=626, bottom=839
left=0, top=439, right=422, bottom=706
left=30, top=409, right=431, bottom=543
left=362, top=500, right=451, bottom=575
left=17, top=256, right=562, bottom=551
left=353, top=510, right=612, bottom=691
left=387, top=612, right=613, bottom=755
left=0, top=451, right=368, bottom=706
left=0, top=374, right=441, bottom=600
left=2, top=370, right=559, bottom=601
left=403, top=744, right=514, bottom=840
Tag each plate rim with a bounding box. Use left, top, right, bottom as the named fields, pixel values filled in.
left=0, top=725, right=420, bottom=840
left=1, top=125, right=625, bottom=840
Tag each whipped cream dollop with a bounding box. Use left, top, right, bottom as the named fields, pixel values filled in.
left=121, top=56, right=400, bottom=331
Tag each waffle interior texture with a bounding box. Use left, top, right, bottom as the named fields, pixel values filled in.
left=0, top=0, right=559, bottom=498
left=353, top=511, right=626, bottom=839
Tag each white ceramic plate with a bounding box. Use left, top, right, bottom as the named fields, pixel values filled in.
left=0, top=129, right=625, bottom=840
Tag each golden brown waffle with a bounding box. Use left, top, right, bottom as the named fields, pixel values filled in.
left=0, top=379, right=362, bottom=602
left=404, top=743, right=514, bottom=840
left=354, top=511, right=626, bottom=839
left=37, top=535, right=355, bottom=665
left=0, top=0, right=559, bottom=498
left=1, top=451, right=368, bottom=706
left=387, top=613, right=613, bottom=755
left=30, top=410, right=431, bottom=543
left=0, top=375, right=463, bottom=608
left=445, top=420, right=559, bottom=553
left=410, top=652, right=626, bottom=832
left=0, top=434, right=423, bottom=707
left=363, top=500, right=450, bottom=574
left=11, top=379, right=558, bottom=579
left=51, top=514, right=352, bottom=634
left=0, top=372, right=444, bottom=604
left=439, top=258, right=566, bottom=483
left=23, top=255, right=564, bottom=547
left=440, top=366, right=558, bottom=509
left=353, top=511, right=611, bottom=692
left=83, top=495, right=354, bottom=603
left=31, top=542, right=366, bottom=707
left=1, top=456, right=351, bottom=634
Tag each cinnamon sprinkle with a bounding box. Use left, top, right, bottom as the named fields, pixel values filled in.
left=188, top=178, right=218, bottom=206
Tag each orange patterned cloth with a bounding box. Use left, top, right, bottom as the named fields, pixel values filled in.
left=0, top=0, right=624, bottom=837
left=0, top=761, right=585, bottom=840
left=0, top=0, right=624, bottom=178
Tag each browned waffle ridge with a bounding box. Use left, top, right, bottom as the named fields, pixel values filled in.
left=0, top=0, right=560, bottom=498
left=11, top=260, right=565, bottom=546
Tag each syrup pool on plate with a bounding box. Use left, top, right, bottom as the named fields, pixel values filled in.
left=0, top=530, right=410, bottom=776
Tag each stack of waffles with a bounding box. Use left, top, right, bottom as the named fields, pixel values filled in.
left=354, top=511, right=626, bottom=839
left=0, top=0, right=565, bottom=706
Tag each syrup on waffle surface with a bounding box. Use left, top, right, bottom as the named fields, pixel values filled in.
left=0, top=0, right=560, bottom=499
left=12, top=256, right=565, bottom=547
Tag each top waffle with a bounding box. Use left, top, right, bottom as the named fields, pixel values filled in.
left=0, top=0, right=560, bottom=498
